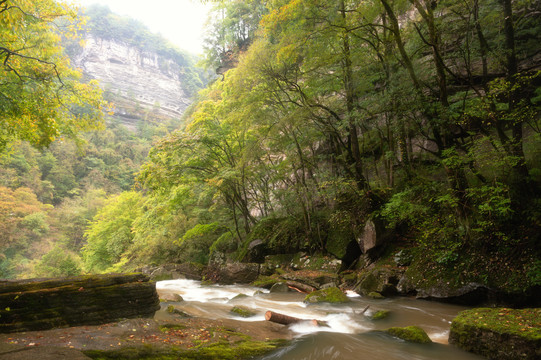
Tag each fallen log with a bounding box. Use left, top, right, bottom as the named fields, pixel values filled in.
left=265, top=311, right=324, bottom=327
left=285, top=280, right=316, bottom=294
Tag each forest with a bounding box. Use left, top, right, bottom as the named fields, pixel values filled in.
left=0, top=0, right=540, bottom=296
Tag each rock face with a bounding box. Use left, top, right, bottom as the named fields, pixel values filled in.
left=449, top=308, right=541, bottom=360
left=0, top=273, right=160, bottom=333
left=74, top=35, right=191, bottom=122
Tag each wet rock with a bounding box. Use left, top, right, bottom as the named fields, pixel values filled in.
left=304, top=287, right=350, bottom=304
left=449, top=308, right=541, bottom=360
left=371, top=310, right=390, bottom=320
left=354, top=267, right=401, bottom=297
left=166, top=305, right=190, bottom=317
left=415, top=283, right=489, bottom=305
left=270, top=282, right=289, bottom=293
left=0, top=273, right=160, bottom=333
left=159, top=293, right=184, bottom=302
left=367, top=292, right=385, bottom=299
left=230, top=306, right=256, bottom=318
left=386, top=326, right=432, bottom=344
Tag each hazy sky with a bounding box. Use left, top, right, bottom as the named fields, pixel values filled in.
left=71, top=0, right=212, bottom=54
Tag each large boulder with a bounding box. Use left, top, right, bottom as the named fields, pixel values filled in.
left=304, top=287, right=350, bottom=304
left=449, top=308, right=541, bottom=360
left=210, top=262, right=260, bottom=284
left=386, top=326, right=432, bottom=344
left=0, top=273, right=160, bottom=333
left=354, top=266, right=402, bottom=297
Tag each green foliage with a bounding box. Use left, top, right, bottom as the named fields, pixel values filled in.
left=177, top=223, right=229, bottom=265
left=34, top=245, right=82, bottom=277
left=0, top=0, right=105, bottom=150
left=82, top=191, right=144, bottom=273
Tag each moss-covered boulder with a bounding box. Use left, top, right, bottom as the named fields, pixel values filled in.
left=449, top=308, right=541, bottom=359
left=354, top=266, right=401, bottom=297
left=386, top=326, right=432, bottom=343
left=304, top=287, right=350, bottom=304
left=368, top=291, right=385, bottom=299
left=230, top=306, right=256, bottom=318
left=371, top=310, right=390, bottom=320
left=0, top=273, right=160, bottom=333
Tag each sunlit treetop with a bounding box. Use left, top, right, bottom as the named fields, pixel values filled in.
left=0, top=0, right=107, bottom=151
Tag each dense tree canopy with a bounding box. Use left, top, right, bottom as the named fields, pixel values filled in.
left=0, top=0, right=106, bottom=149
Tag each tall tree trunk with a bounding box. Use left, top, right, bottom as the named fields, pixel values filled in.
left=340, top=0, right=368, bottom=190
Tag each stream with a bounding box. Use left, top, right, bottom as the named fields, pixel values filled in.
left=156, top=279, right=484, bottom=360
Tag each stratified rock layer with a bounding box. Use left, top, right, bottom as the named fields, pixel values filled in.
left=0, top=273, right=160, bottom=333
left=74, top=35, right=190, bottom=121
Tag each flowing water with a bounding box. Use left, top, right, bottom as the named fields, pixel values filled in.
left=156, top=279, right=483, bottom=360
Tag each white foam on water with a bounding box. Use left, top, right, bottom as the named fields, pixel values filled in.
left=345, top=290, right=361, bottom=297
left=157, top=279, right=268, bottom=302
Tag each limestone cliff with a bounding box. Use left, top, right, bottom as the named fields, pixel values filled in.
left=74, top=34, right=192, bottom=125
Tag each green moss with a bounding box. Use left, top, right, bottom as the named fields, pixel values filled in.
left=386, top=326, right=432, bottom=344
left=84, top=339, right=289, bottom=360
left=159, top=324, right=187, bottom=332
left=326, top=226, right=353, bottom=259
left=230, top=306, right=256, bottom=318
left=372, top=310, right=390, bottom=320
left=166, top=305, right=190, bottom=317
left=451, top=308, right=541, bottom=341
left=304, top=287, right=350, bottom=304
left=251, top=275, right=278, bottom=288
left=367, top=292, right=385, bottom=299
left=152, top=274, right=173, bottom=281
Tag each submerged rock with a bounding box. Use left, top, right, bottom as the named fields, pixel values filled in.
left=230, top=306, right=257, bottom=318
left=270, top=282, right=289, bottom=293
left=304, top=287, right=350, bottom=304
left=386, top=326, right=432, bottom=344
left=0, top=273, right=160, bottom=333
left=371, top=310, right=390, bottom=320
left=449, top=308, right=541, bottom=359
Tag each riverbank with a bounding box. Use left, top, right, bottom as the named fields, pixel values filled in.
left=0, top=316, right=291, bottom=359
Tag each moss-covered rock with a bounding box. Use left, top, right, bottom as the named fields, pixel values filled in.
left=230, top=306, right=256, bottom=318
left=166, top=305, right=190, bottom=317
left=354, top=266, right=401, bottom=297
left=304, top=287, right=350, bottom=304
left=270, top=282, right=289, bottom=293
left=386, top=326, right=432, bottom=344
left=371, top=310, right=390, bottom=320
left=449, top=308, right=541, bottom=359
left=251, top=275, right=279, bottom=289
left=367, top=292, right=385, bottom=299
left=0, top=273, right=160, bottom=333
left=83, top=339, right=289, bottom=360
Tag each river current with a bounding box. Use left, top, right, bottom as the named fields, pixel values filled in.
left=156, top=279, right=483, bottom=359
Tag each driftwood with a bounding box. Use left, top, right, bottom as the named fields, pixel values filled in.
left=265, top=310, right=325, bottom=326
left=285, top=280, right=316, bottom=294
